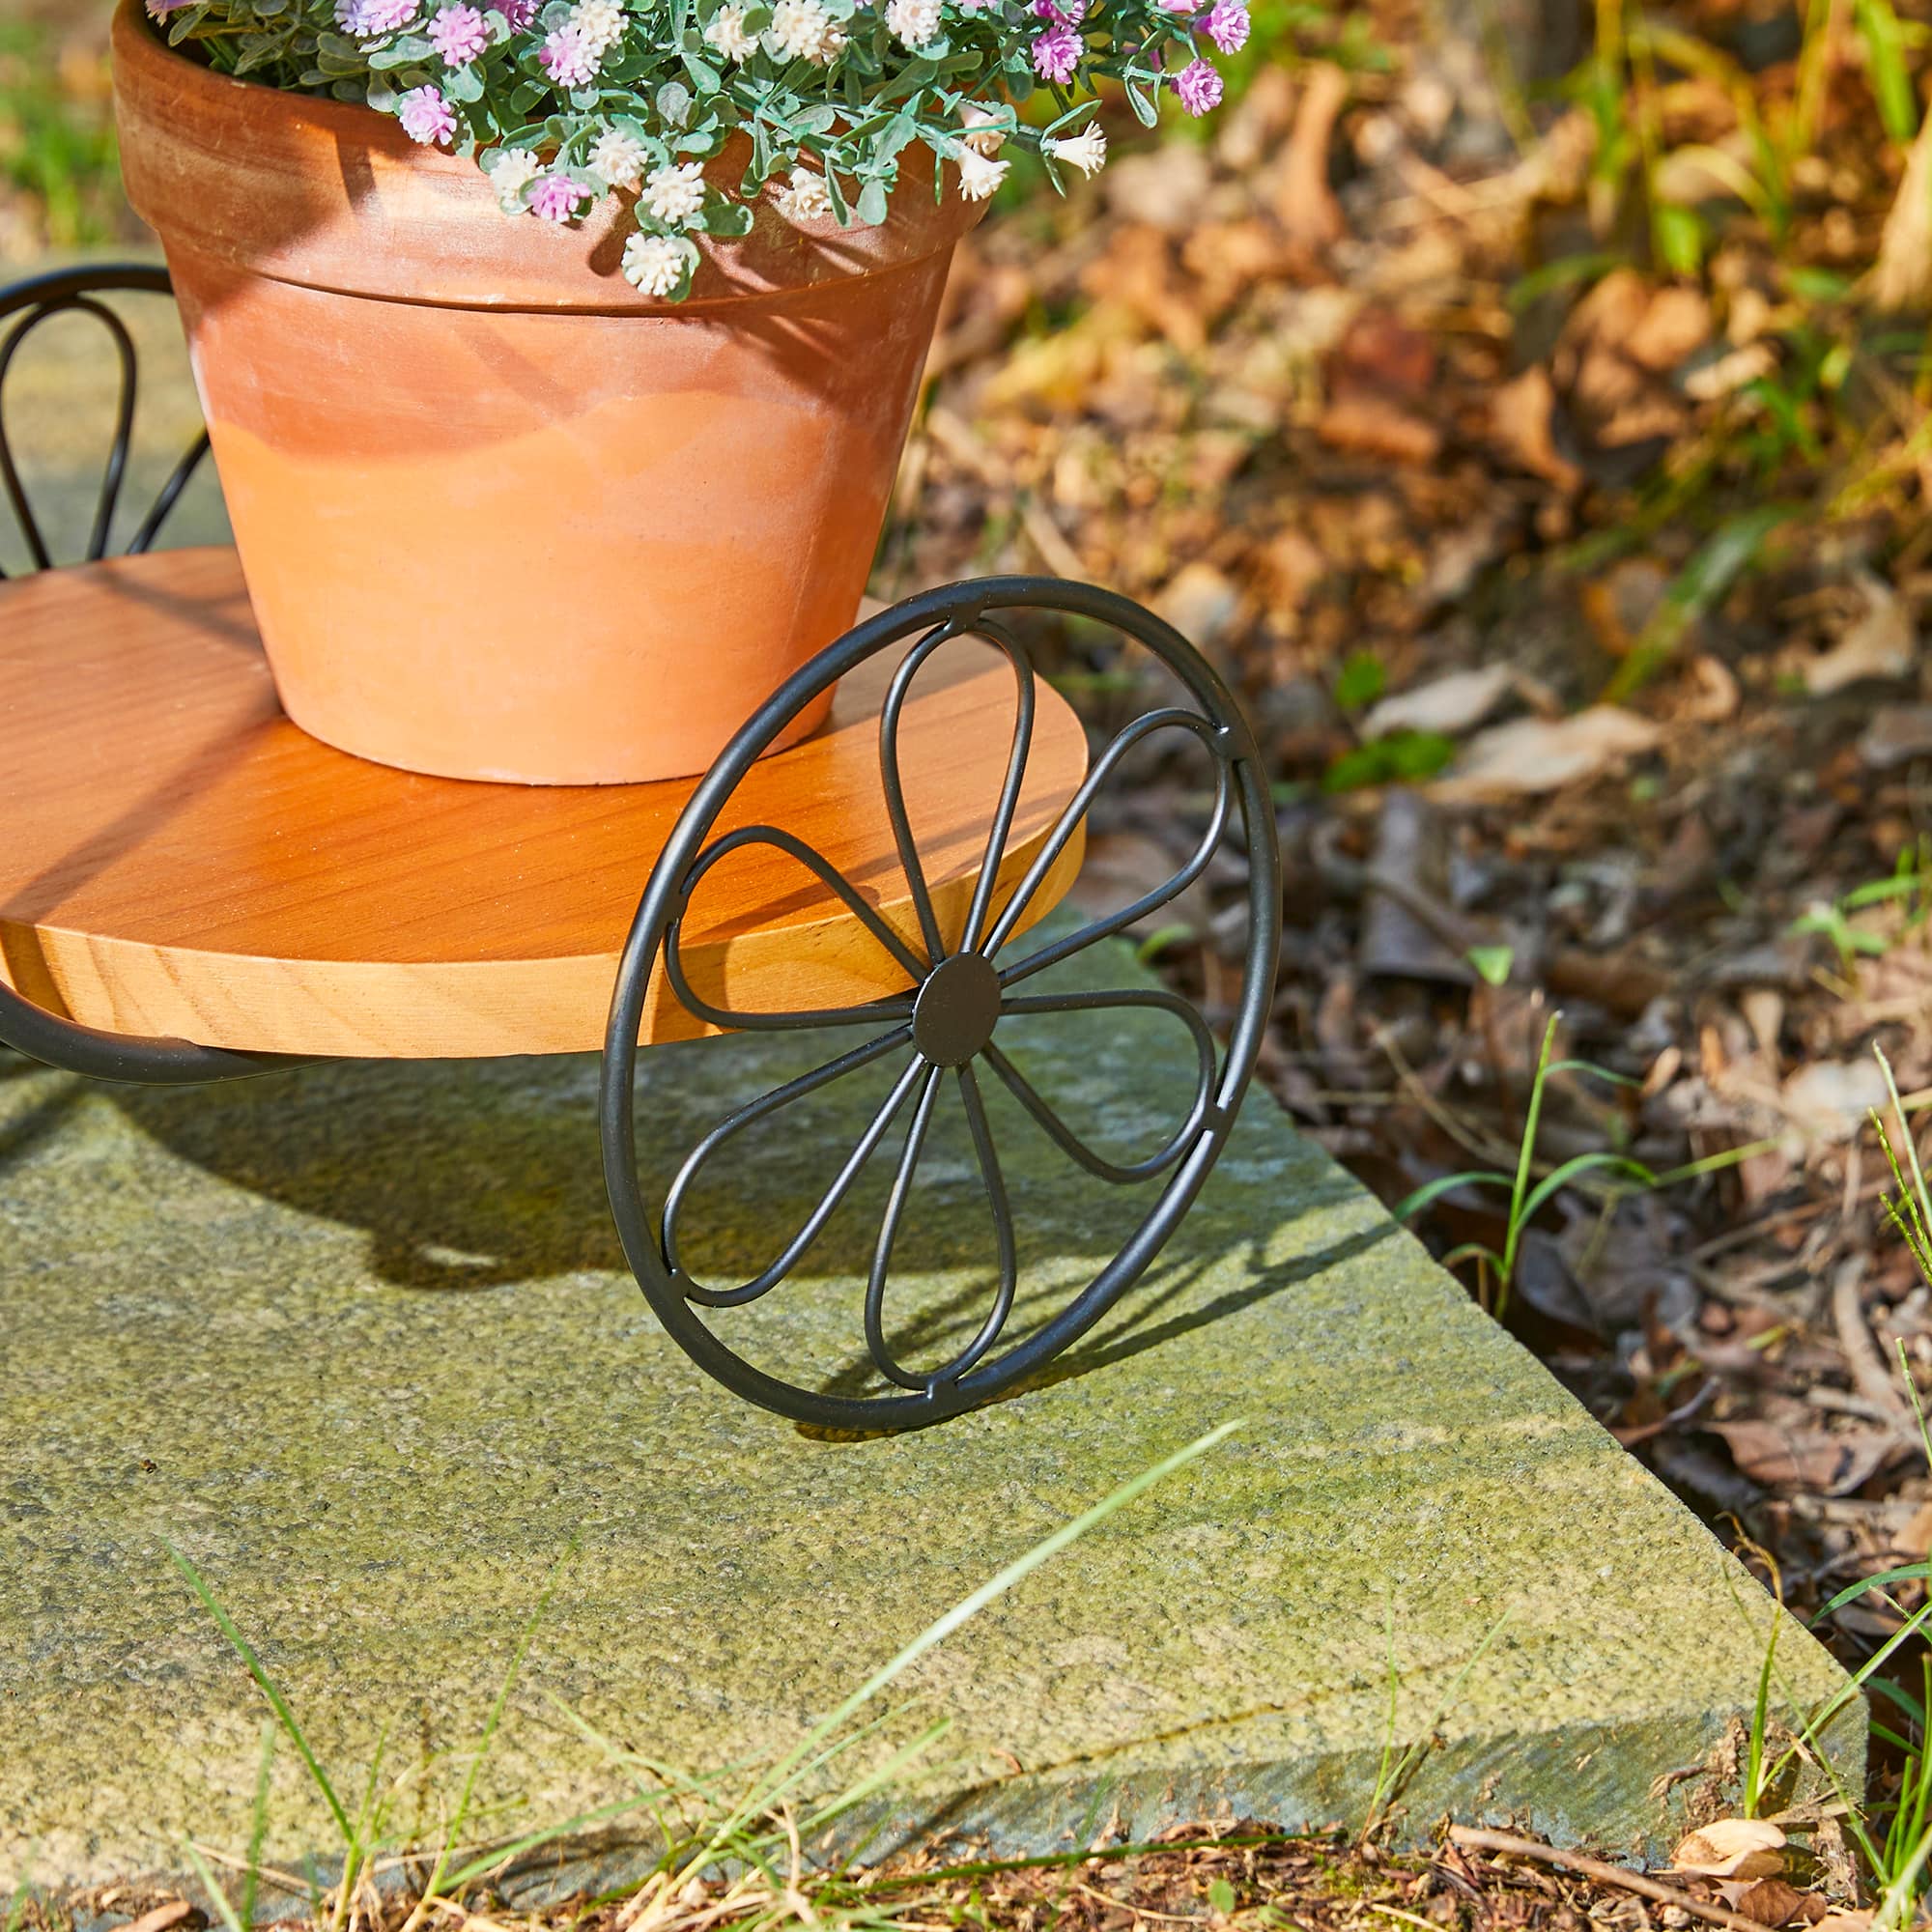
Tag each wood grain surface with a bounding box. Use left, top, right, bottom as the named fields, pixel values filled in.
left=0, top=549, right=1089, bottom=1057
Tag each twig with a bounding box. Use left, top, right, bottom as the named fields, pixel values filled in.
left=1831, top=1256, right=1912, bottom=1424
left=1442, top=1828, right=1775, bottom=1932
left=1067, top=1884, right=1200, bottom=1926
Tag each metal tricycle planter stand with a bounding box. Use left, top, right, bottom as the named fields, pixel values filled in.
left=0, top=265, right=1281, bottom=1433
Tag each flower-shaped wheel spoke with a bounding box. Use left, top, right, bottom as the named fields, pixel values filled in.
left=665, top=822, right=926, bottom=1032
left=982, top=988, right=1220, bottom=1186
left=986, top=708, right=1234, bottom=988
left=864, top=1062, right=1018, bottom=1391
left=601, top=575, right=1281, bottom=1432
left=661, top=1021, right=918, bottom=1306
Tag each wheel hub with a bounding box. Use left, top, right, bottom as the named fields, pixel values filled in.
left=912, top=952, right=1003, bottom=1066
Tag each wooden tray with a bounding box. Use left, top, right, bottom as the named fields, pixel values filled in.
left=0, top=549, right=1089, bottom=1059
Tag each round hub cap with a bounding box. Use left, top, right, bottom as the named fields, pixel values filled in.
left=912, top=952, right=1003, bottom=1067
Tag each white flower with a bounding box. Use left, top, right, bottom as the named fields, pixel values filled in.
left=959, top=101, right=1005, bottom=155
left=956, top=147, right=1008, bottom=201
left=775, top=166, right=833, bottom=221
left=769, top=0, right=844, bottom=63
left=643, top=159, right=706, bottom=223
left=702, top=3, right=759, bottom=59
left=884, top=0, right=941, bottom=47
left=571, top=0, right=627, bottom=51
left=1043, top=124, right=1107, bottom=176
left=484, top=146, right=545, bottom=207
left=623, top=231, right=688, bottom=296
left=588, top=128, right=651, bottom=191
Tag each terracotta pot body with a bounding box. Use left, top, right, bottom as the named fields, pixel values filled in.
left=112, top=2, right=979, bottom=783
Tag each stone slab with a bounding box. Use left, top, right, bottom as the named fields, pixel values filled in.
left=0, top=927, right=1860, bottom=1894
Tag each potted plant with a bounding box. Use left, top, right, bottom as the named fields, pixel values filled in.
left=114, top=0, right=1248, bottom=783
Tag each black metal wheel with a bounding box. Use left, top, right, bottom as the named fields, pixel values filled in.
left=600, top=576, right=1281, bottom=1432
left=0, top=263, right=296, bottom=1085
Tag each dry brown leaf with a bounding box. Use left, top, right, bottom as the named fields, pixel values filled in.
left=1804, top=573, right=1916, bottom=696
left=1154, top=562, right=1242, bottom=648
left=1708, top=1419, right=1890, bottom=1494
left=1861, top=704, right=1932, bottom=770
left=1271, top=63, right=1349, bottom=247
left=115, top=1905, right=194, bottom=1932
left=1316, top=393, right=1442, bottom=465
left=1685, top=655, right=1742, bottom=724
left=1332, top=307, right=1436, bottom=397
left=1811, top=1913, right=1873, bottom=1932
left=1102, top=144, right=1214, bottom=235
left=1723, top=1878, right=1808, bottom=1926
left=1778, top=1056, right=1889, bottom=1141
left=1670, top=1820, right=1787, bottom=1878
left=1491, top=366, right=1581, bottom=490
left=1363, top=665, right=1513, bottom=741
left=1873, top=111, right=1932, bottom=310
left=1625, top=286, right=1714, bottom=373
left=1431, top=707, right=1662, bottom=801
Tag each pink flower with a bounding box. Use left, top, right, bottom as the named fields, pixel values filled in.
left=1174, top=54, right=1222, bottom=114
left=538, top=22, right=599, bottom=86
left=527, top=173, right=588, bottom=220
left=341, top=0, right=417, bottom=31
left=1031, top=21, right=1080, bottom=81
left=396, top=84, right=458, bottom=143
left=500, top=0, right=538, bottom=21
left=1156, top=0, right=1197, bottom=12
left=1203, top=0, right=1247, bottom=49
left=428, top=3, right=491, bottom=64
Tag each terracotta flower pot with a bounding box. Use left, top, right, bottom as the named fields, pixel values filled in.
left=111, top=2, right=981, bottom=784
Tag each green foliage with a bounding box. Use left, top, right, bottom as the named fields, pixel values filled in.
left=1793, top=844, right=1932, bottom=969
left=1331, top=649, right=1384, bottom=712
left=1321, top=727, right=1456, bottom=792
left=1393, top=1014, right=1652, bottom=1316
left=147, top=0, right=1239, bottom=294
left=0, top=21, right=125, bottom=249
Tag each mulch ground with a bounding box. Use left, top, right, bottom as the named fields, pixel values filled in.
left=36, top=1823, right=1877, bottom=1932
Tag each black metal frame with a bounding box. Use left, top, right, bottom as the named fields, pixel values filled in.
left=601, top=582, right=1280, bottom=1431
left=0, top=266, right=1283, bottom=1433
left=0, top=264, right=302, bottom=1085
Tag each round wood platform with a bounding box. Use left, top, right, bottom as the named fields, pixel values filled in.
left=0, top=549, right=1090, bottom=1059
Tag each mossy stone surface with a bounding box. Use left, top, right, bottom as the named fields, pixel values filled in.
left=0, top=927, right=1858, bottom=1894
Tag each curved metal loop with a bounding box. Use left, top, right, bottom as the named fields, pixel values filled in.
left=864, top=1063, right=946, bottom=1388
left=0, top=267, right=211, bottom=580
left=0, top=266, right=295, bottom=1087
left=983, top=988, right=1220, bottom=1185
left=862, top=1062, right=1020, bottom=1392
left=986, top=710, right=1234, bottom=989
left=878, top=620, right=970, bottom=966
left=128, top=430, right=213, bottom=557
left=0, top=294, right=136, bottom=575
left=953, top=618, right=1036, bottom=958
left=664, top=1024, right=921, bottom=1307
left=942, top=1063, right=1020, bottom=1382
left=663, top=823, right=926, bottom=1032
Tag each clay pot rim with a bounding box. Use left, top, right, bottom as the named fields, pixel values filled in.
left=113, top=0, right=983, bottom=314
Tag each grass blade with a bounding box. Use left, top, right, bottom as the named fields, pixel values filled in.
left=165, top=1541, right=353, bottom=1844
left=182, top=1839, right=246, bottom=1932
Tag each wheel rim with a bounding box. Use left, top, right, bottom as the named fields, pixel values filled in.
left=600, top=578, right=1281, bottom=1432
